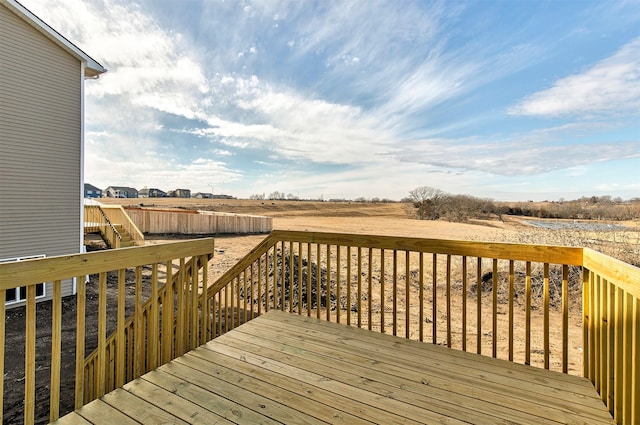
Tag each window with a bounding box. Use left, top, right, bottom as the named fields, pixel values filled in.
left=0, top=255, right=46, bottom=305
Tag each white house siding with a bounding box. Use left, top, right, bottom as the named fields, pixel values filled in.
left=0, top=4, right=83, bottom=303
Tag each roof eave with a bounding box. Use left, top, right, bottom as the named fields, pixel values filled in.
left=2, top=0, right=107, bottom=77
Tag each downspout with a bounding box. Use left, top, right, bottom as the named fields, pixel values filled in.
left=76, top=61, right=88, bottom=296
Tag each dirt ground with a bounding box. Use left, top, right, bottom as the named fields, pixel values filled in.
left=4, top=200, right=638, bottom=423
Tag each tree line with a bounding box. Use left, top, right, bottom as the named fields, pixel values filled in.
left=406, top=186, right=640, bottom=222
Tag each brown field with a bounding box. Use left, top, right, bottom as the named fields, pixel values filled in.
left=99, top=198, right=535, bottom=282
left=101, top=197, right=639, bottom=263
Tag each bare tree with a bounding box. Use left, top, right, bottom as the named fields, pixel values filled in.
left=408, top=186, right=446, bottom=220
left=268, top=191, right=286, bottom=200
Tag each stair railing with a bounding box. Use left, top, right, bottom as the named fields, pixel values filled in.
left=82, top=252, right=211, bottom=401
left=84, top=205, right=124, bottom=248
left=98, top=205, right=145, bottom=246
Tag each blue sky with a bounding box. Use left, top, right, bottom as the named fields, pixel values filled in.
left=22, top=0, right=640, bottom=201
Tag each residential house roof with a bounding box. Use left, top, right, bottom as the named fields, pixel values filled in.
left=84, top=183, right=101, bottom=192
left=106, top=186, right=137, bottom=192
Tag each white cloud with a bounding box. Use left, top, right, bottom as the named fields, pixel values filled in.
left=510, top=37, right=640, bottom=117
left=86, top=130, right=111, bottom=138
left=394, top=134, right=640, bottom=177
left=86, top=150, right=242, bottom=192
left=24, top=0, right=208, bottom=122
left=595, top=183, right=620, bottom=191
left=190, top=79, right=395, bottom=165
left=376, top=56, right=480, bottom=124
left=565, top=166, right=588, bottom=177
left=293, top=1, right=445, bottom=66
left=211, top=149, right=233, bottom=156
left=147, top=67, right=397, bottom=167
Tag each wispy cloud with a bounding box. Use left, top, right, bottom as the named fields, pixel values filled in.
left=180, top=74, right=397, bottom=166
left=395, top=118, right=640, bottom=176
left=510, top=37, right=640, bottom=118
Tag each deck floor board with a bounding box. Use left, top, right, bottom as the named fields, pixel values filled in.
left=227, top=318, right=605, bottom=424
left=55, top=310, right=614, bottom=424
left=249, top=312, right=612, bottom=417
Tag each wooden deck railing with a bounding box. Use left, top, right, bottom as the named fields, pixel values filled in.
left=0, top=231, right=637, bottom=424
left=203, top=230, right=638, bottom=425
left=84, top=204, right=145, bottom=247
left=582, top=248, right=639, bottom=424
left=0, top=238, right=214, bottom=424
left=81, top=253, right=206, bottom=402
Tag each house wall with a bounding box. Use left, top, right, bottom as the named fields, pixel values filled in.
left=0, top=4, right=82, bottom=302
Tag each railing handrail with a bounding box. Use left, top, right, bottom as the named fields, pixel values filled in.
left=583, top=247, right=640, bottom=298
left=84, top=204, right=126, bottom=248
left=0, top=238, right=213, bottom=290
left=97, top=206, right=121, bottom=240
left=207, top=233, right=279, bottom=295
left=269, top=230, right=585, bottom=264
left=0, top=237, right=215, bottom=424
left=207, top=230, right=586, bottom=302
left=85, top=204, right=117, bottom=230
left=98, top=205, right=145, bottom=246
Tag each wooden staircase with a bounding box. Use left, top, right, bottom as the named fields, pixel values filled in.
left=112, top=224, right=135, bottom=247
left=84, top=205, right=144, bottom=248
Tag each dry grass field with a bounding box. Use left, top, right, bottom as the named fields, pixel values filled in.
left=101, top=197, right=639, bottom=260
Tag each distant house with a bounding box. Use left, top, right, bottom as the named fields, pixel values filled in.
left=139, top=188, right=167, bottom=198
left=168, top=188, right=191, bottom=198
left=150, top=188, right=166, bottom=197
left=84, top=183, right=103, bottom=198
left=193, top=192, right=213, bottom=199
left=0, top=0, right=106, bottom=306
left=105, top=186, right=138, bottom=198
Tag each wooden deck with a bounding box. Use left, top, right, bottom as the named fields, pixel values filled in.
left=55, top=310, right=613, bottom=425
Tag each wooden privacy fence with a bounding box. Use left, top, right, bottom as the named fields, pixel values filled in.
left=0, top=239, right=215, bottom=424
left=205, top=230, right=639, bottom=425
left=123, top=207, right=272, bottom=234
